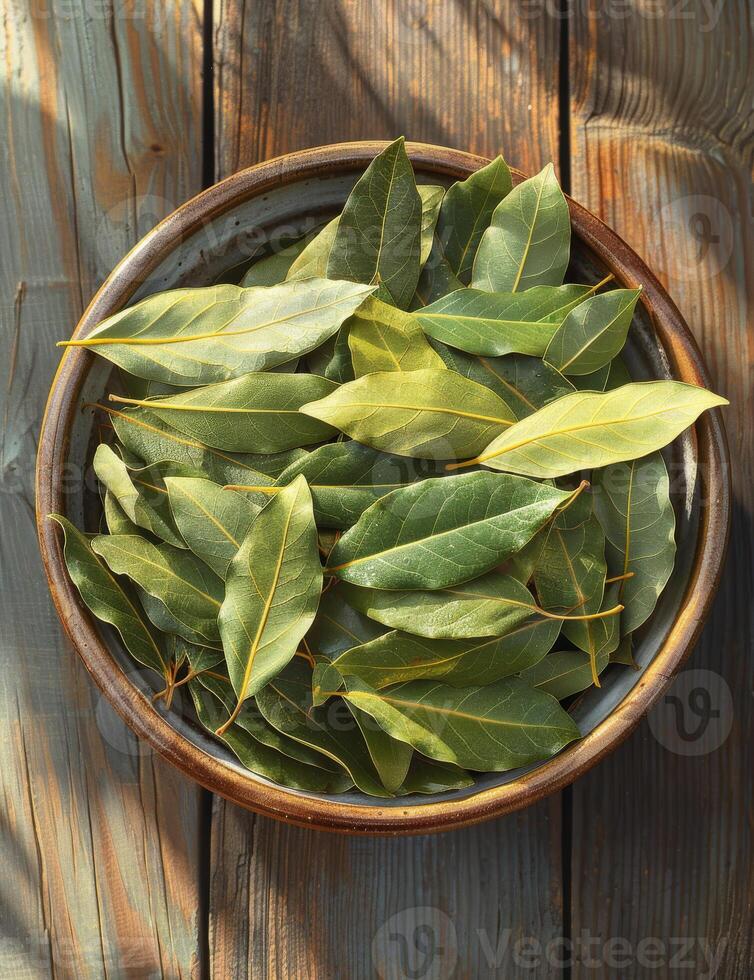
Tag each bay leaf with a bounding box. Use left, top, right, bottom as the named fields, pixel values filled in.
left=610, top=634, right=638, bottom=668
left=328, top=619, right=560, bottom=688
left=593, top=451, right=676, bottom=634
left=458, top=381, right=727, bottom=478
left=189, top=680, right=352, bottom=793
left=340, top=571, right=596, bottom=640
left=412, top=252, right=464, bottom=308
left=165, top=476, right=260, bottom=578
left=472, top=164, right=570, bottom=293
left=94, top=443, right=185, bottom=548
left=344, top=690, right=413, bottom=792
left=105, top=404, right=293, bottom=487
left=433, top=345, right=574, bottom=420
left=327, top=137, right=422, bottom=309
left=520, top=646, right=610, bottom=700
left=255, top=659, right=389, bottom=796
left=195, top=670, right=344, bottom=772
left=91, top=533, right=223, bottom=643
left=171, top=635, right=224, bottom=674
left=534, top=502, right=614, bottom=685
left=418, top=185, right=445, bottom=266
left=135, top=586, right=220, bottom=648
left=604, top=355, right=633, bottom=390
left=300, top=368, right=515, bottom=460
left=432, top=155, right=512, bottom=283
left=111, top=372, right=338, bottom=453
left=104, top=490, right=142, bottom=537
left=286, top=217, right=340, bottom=280
left=416, top=285, right=592, bottom=357
left=60, top=278, right=373, bottom=385
left=50, top=516, right=168, bottom=678
left=218, top=476, right=322, bottom=727
left=349, top=298, right=445, bottom=375
left=342, top=568, right=620, bottom=640
left=326, top=472, right=574, bottom=590
left=339, top=677, right=580, bottom=771
left=544, top=288, right=641, bottom=376
left=397, top=757, right=474, bottom=794
left=240, top=234, right=315, bottom=287
left=306, top=323, right=354, bottom=384
left=253, top=440, right=448, bottom=529
left=571, top=364, right=612, bottom=392
left=305, top=587, right=388, bottom=659
left=534, top=506, right=606, bottom=617
left=311, top=661, right=345, bottom=707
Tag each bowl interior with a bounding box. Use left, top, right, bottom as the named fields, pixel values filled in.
left=64, top=163, right=701, bottom=809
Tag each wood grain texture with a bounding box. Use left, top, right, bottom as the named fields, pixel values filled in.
left=214, top=0, right=561, bottom=175
left=0, top=2, right=205, bottom=975
left=569, top=2, right=753, bottom=975
left=211, top=2, right=566, bottom=976
left=210, top=796, right=565, bottom=979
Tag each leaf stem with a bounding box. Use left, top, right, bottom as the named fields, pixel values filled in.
left=536, top=603, right=624, bottom=622
left=605, top=571, right=635, bottom=584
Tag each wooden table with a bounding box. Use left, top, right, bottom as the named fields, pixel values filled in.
left=2, top=2, right=751, bottom=976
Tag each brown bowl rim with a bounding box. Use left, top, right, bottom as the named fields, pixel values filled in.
left=36, top=140, right=731, bottom=835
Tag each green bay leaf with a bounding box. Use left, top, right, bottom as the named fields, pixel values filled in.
left=263, top=441, right=447, bottom=529
left=286, top=217, right=340, bottom=281
left=326, top=472, right=574, bottom=590
left=416, top=285, right=591, bottom=357
left=520, top=646, right=610, bottom=700
left=300, top=368, right=515, bottom=460
left=418, top=184, right=445, bottom=266
left=255, top=659, right=389, bottom=796
left=112, top=372, right=338, bottom=453
left=50, top=516, right=168, bottom=677
left=339, top=677, right=580, bottom=771
left=189, top=680, right=352, bottom=793
left=329, top=619, right=560, bottom=689
left=593, top=452, right=676, bottom=634
left=341, top=572, right=546, bottom=639
left=106, top=405, right=292, bottom=487
left=432, top=345, right=574, bottom=420
left=94, top=443, right=185, bottom=548
left=218, top=476, right=322, bottom=724
left=472, top=164, right=570, bottom=293
left=165, top=477, right=260, bottom=578
left=240, top=235, right=315, bottom=287
left=305, top=587, right=388, bottom=659
left=349, top=297, right=445, bottom=375
left=195, top=670, right=344, bottom=772
left=61, top=278, right=372, bottom=385
left=463, top=381, right=727, bottom=478
left=327, top=137, right=422, bottom=309
left=544, top=288, right=641, bottom=376
left=397, top=756, right=474, bottom=794
left=345, top=691, right=413, bottom=792
left=91, top=533, right=223, bottom=643
left=432, top=155, right=512, bottom=283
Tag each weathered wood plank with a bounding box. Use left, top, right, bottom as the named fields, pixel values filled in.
left=0, top=3, right=205, bottom=975
left=214, top=0, right=561, bottom=174
left=211, top=2, right=566, bottom=976
left=569, top=2, right=754, bottom=974
left=210, top=797, right=565, bottom=979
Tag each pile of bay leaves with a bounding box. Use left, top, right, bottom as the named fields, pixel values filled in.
left=52, top=139, right=725, bottom=797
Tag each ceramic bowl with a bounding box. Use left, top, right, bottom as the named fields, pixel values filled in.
left=36, top=142, right=730, bottom=834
